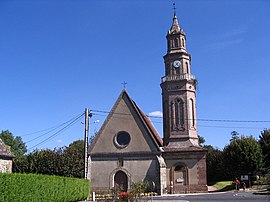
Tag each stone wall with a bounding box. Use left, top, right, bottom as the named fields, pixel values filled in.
left=0, top=159, right=12, bottom=173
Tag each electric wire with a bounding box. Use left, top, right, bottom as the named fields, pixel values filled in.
left=25, top=113, right=84, bottom=143
left=28, top=113, right=84, bottom=151
left=20, top=126, right=61, bottom=137
left=197, top=125, right=266, bottom=130
left=25, top=108, right=269, bottom=150
left=93, top=111, right=269, bottom=130
left=91, top=109, right=270, bottom=123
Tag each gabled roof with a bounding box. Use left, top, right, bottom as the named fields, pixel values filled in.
left=0, top=138, right=15, bottom=158
left=89, top=89, right=162, bottom=153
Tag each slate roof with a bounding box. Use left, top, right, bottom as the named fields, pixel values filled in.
left=133, top=102, right=163, bottom=147
left=0, top=138, right=15, bottom=158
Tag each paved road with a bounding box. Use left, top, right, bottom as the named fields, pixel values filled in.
left=82, top=191, right=269, bottom=202
left=150, top=191, right=269, bottom=202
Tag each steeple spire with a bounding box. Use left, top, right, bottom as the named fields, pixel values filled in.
left=168, top=3, right=183, bottom=35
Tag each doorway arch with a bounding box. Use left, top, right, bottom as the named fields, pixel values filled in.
left=114, top=170, right=128, bottom=192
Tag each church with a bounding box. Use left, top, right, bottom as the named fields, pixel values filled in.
left=88, top=11, right=207, bottom=195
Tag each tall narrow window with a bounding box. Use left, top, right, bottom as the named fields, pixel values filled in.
left=170, top=40, right=173, bottom=48
left=164, top=101, right=168, bottom=132
left=175, top=100, right=179, bottom=128
left=174, top=38, right=179, bottom=47
left=190, top=99, right=195, bottom=127
left=175, top=98, right=184, bottom=129
left=171, top=101, right=175, bottom=130
left=186, top=62, right=189, bottom=74
left=182, top=38, right=185, bottom=48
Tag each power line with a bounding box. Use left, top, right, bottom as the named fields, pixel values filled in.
left=26, top=113, right=84, bottom=143
left=91, top=109, right=270, bottom=123
left=197, top=119, right=270, bottom=123
left=28, top=113, right=84, bottom=151
left=198, top=125, right=266, bottom=130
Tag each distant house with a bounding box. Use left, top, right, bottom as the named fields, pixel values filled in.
left=0, top=138, right=15, bottom=173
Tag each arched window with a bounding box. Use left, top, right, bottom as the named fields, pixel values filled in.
left=174, top=38, right=179, bottom=48
left=171, top=101, right=175, bottom=130
left=175, top=98, right=184, bottom=129
left=174, top=165, right=187, bottom=185
left=190, top=99, right=195, bottom=127
left=164, top=101, right=168, bottom=131
left=182, top=38, right=185, bottom=48
left=186, top=62, right=189, bottom=74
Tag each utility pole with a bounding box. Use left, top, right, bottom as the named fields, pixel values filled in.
left=84, top=108, right=91, bottom=179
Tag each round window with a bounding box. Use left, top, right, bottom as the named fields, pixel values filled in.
left=115, top=131, right=131, bottom=148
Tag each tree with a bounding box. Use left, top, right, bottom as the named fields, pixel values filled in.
left=230, top=131, right=240, bottom=142
left=198, top=135, right=205, bottom=146
left=12, top=155, right=28, bottom=173
left=12, top=139, right=85, bottom=178
left=0, top=130, right=27, bottom=156
left=27, top=149, right=63, bottom=175
left=62, top=140, right=84, bottom=178
left=258, top=129, right=270, bottom=171
left=204, top=145, right=225, bottom=183
left=223, top=135, right=263, bottom=179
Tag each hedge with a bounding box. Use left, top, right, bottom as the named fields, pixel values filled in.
left=0, top=173, right=89, bottom=202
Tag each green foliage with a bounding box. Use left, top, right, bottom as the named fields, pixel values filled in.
left=0, top=130, right=27, bottom=156
left=27, top=149, right=64, bottom=175
left=223, top=135, right=263, bottom=179
left=204, top=145, right=225, bottom=183
left=130, top=181, right=148, bottom=197
left=0, top=173, right=89, bottom=202
left=230, top=131, right=240, bottom=142
left=198, top=135, right=205, bottom=146
left=62, top=140, right=84, bottom=178
left=12, top=155, right=28, bottom=173
left=259, top=129, right=270, bottom=171
left=13, top=140, right=85, bottom=178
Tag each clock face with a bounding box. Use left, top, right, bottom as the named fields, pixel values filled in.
left=173, top=60, right=181, bottom=68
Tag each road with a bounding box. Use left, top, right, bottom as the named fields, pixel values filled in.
left=149, top=191, right=269, bottom=202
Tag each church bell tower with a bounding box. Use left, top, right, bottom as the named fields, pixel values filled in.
left=161, top=12, right=199, bottom=148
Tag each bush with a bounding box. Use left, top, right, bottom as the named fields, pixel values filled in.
left=0, top=173, right=89, bottom=202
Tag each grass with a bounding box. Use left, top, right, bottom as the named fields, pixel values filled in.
left=210, top=181, right=235, bottom=192
left=212, top=181, right=232, bottom=190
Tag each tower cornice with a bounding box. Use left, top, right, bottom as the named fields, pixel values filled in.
left=163, top=51, right=191, bottom=60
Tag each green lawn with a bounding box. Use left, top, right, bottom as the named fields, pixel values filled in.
left=212, top=181, right=234, bottom=191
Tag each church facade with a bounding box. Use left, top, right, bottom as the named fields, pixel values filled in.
left=88, top=13, right=207, bottom=195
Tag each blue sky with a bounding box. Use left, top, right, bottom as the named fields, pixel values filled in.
left=0, top=0, right=269, bottom=151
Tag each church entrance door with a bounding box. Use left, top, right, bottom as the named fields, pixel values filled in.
left=114, top=171, right=128, bottom=192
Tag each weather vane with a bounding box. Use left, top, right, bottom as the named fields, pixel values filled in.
left=121, top=81, right=128, bottom=89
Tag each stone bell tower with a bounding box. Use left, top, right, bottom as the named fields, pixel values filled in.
left=160, top=9, right=208, bottom=194
left=161, top=12, right=199, bottom=148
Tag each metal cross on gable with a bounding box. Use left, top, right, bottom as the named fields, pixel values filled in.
left=121, top=81, right=128, bottom=89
